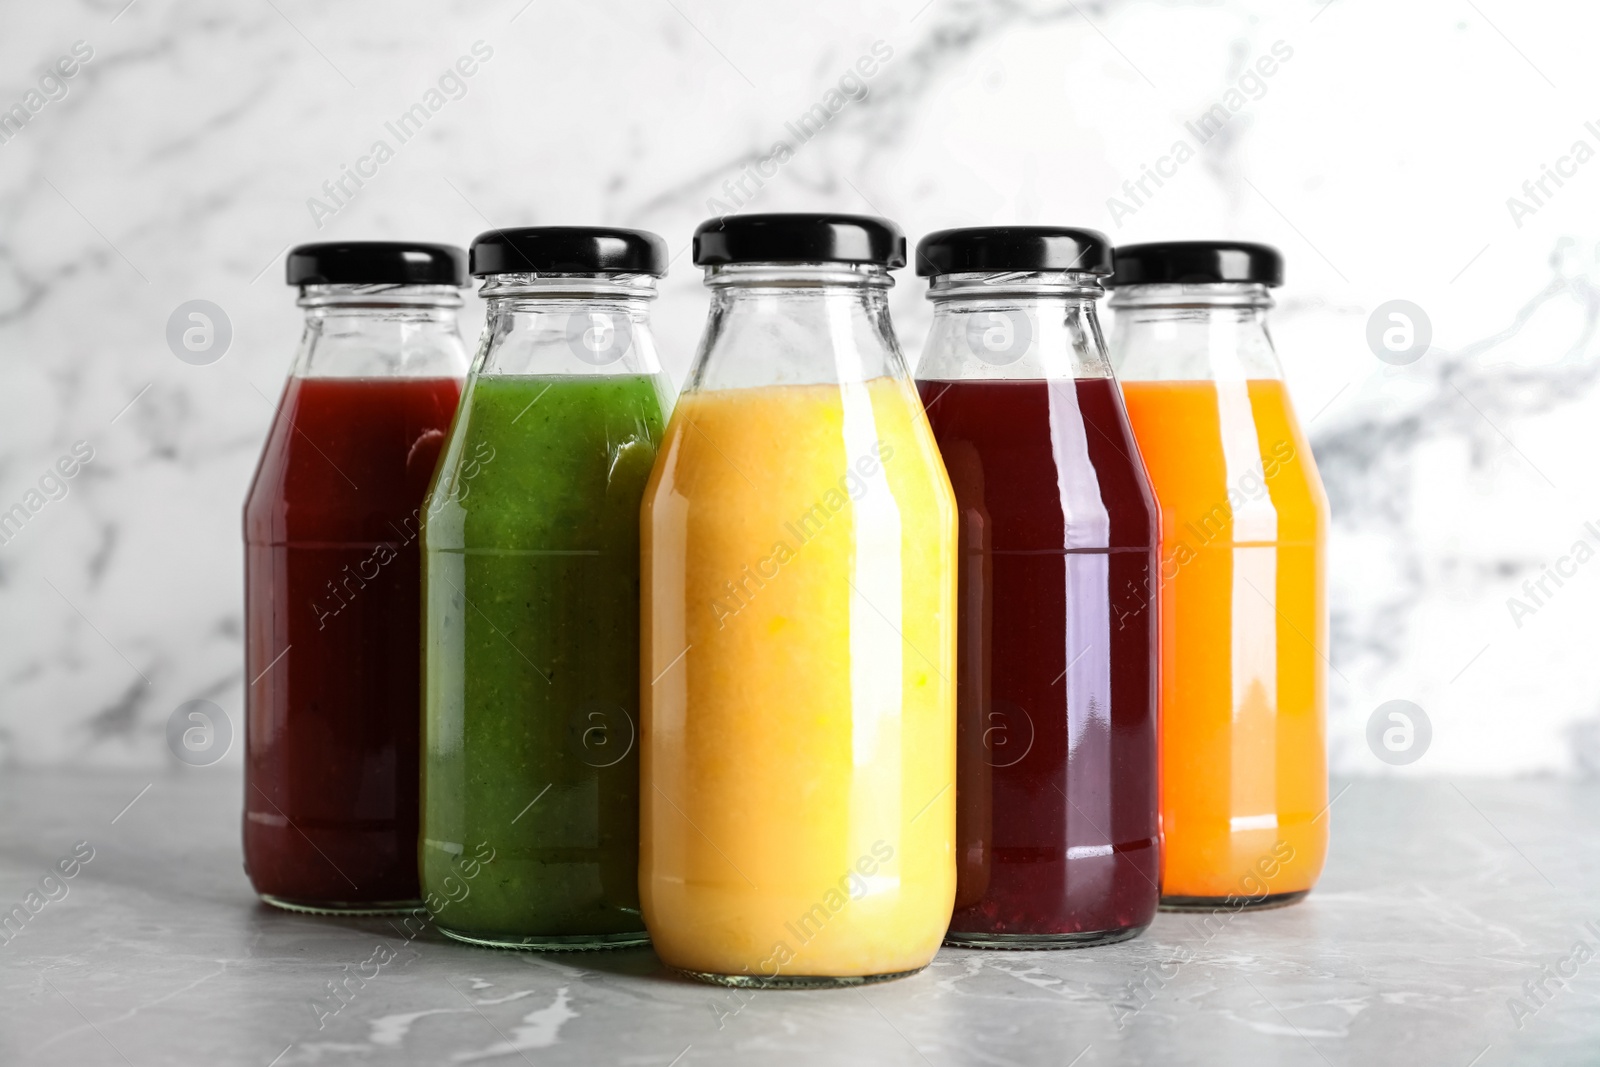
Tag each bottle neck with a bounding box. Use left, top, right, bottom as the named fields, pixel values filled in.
left=1108, top=282, right=1282, bottom=382
left=474, top=273, right=662, bottom=377
left=918, top=271, right=1111, bottom=381
left=687, top=262, right=907, bottom=392
left=293, top=284, right=467, bottom=379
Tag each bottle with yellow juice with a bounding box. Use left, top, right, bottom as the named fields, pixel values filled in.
left=640, top=214, right=957, bottom=986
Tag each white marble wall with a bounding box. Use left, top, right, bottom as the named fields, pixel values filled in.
left=0, top=0, right=1593, bottom=774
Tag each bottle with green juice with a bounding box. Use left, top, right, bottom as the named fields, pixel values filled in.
left=421, top=227, right=673, bottom=949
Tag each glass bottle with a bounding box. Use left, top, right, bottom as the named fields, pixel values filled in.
left=1108, top=241, right=1329, bottom=910
left=244, top=241, right=469, bottom=913
left=915, top=226, right=1160, bottom=945
left=640, top=214, right=957, bottom=986
left=421, top=227, right=672, bottom=948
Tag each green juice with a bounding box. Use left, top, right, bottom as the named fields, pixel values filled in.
left=421, top=373, right=668, bottom=947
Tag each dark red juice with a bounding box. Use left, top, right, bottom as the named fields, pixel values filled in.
left=917, top=377, right=1159, bottom=941
left=243, top=375, right=461, bottom=909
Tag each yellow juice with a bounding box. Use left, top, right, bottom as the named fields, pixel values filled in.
left=640, top=376, right=957, bottom=981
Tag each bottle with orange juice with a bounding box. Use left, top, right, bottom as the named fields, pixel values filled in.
left=1108, top=242, right=1328, bottom=910
left=640, top=214, right=957, bottom=985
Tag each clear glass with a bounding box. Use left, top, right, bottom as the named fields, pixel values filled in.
left=421, top=272, right=670, bottom=949
left=918, top=271, right=1160, bottom=947
left=1110, top=281, right=1329, bottom=911
left=244, top=284, right=467, bottom=914
left=640, top=262, right=957, bottom=986
left=292, top=283, right=470, bottom=377
left=917, top=270, right=1112, bottom=380
left=1110, top=282, right=1283, bottom=380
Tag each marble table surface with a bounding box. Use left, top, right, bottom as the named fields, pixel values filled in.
left=0, top=770, right=1595, bottom=1066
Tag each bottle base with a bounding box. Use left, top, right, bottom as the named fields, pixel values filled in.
left=1159, top=889, right=1310, bottom=912
left=436, top=927, right=651, bottom=952
left=673, top=964, right=928, bottom=989
left=943, top=924, right=1149, bottom=950
left=259, top=894, right=425, bottom=917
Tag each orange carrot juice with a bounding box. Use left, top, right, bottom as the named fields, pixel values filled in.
left=1120, top=378, right=1328, bottom=904
left=640, top=377, right=957, bottom=983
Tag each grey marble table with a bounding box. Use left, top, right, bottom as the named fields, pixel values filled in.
left=0, top=769, right=1595, bottom=1066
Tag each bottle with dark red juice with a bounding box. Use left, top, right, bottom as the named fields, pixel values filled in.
left=914, top=227, right=1159, bottom=947
left=244, top=242, right=469, bottom=913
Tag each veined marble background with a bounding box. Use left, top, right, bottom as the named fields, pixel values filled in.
left=0, top=0, right=1592, bottom=774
